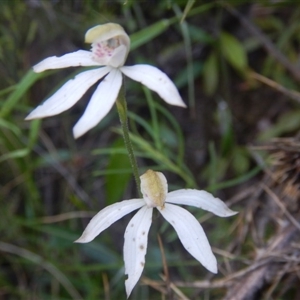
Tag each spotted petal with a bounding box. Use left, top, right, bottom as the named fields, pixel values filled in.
left=166, top=189, right=237, bottom=217
left=120, top=65, right=186, bottom=107
left=159, top=203, right=217, bottom=273
left=75, top=199, right=144, bottom=243
left=33, top=50, right=100, bottom=73
left=124, top=206, right=153, bottom=298
left=73, top=68, right=122, bottom=138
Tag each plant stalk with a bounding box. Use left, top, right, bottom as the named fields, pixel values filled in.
left=115, top=78, right=142, bottom=197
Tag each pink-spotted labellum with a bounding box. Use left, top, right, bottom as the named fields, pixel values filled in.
left=26, top=23, right=186, bottom=138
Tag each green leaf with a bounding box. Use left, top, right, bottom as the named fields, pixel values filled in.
left=189, top=25, right=215, bottom=44
left=231, top=147, right=250, bottom=175
left=175, top=61, right=203, bottom=89
left=0, top=118, right=22, bottom=136
left=258, top=110, right=300, bottom=141
left=207, top=166, right=261, bottom=191
left=105, top=138, right=132, bottom=204
left=203, top=51, right=218, bottom=95
left=121, top=129, right=196, bottom=187
left=24, top=222, right=120, bottom=264
left=220, top=32, right=248, bottom=72
left=130, top=19, right=172, bottom=50
left=0, top=70, right=45, bottom=118
left=181, top=0, right=196, bottom=23
left=27, top=119, right=41, bottom=150
left=0, top=148, right=29, bottom=163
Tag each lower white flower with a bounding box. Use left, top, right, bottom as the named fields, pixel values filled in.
left=75, top=170, right=237, bottom=297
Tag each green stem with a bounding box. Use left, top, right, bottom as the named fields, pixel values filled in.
left=115, top=78, right=142, bottom=197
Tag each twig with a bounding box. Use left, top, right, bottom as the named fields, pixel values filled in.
left=141, top=277, right=166, bottom=294
left=40, top=211, right=96, bottom=223
left=160, top=275, right=191, bottom=300
left=174, top=258, right=271, bottom=289
left=157, top=234, right=170, bottom=292
left=102, top=273, right=110, bottom=300
left=250, top=71, right=300, bottom=104
left=222, top=224, right=298, bottom=300
left=261, top=183, right=300, bottom=232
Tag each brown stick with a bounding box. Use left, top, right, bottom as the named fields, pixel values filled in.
left=222, top=224, right=298, bottom=300
left=250, top=71, right=300, bottom=104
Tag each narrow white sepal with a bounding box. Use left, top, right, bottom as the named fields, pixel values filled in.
left=120, top=65, right=186, bottom=107
left=75, top=199, right=144, bottom=243
left=159, top=203, right=217, bottom=274
left=33, top=50, right=100, bottom=73
left=124, top=206, right=153, bottom=298
left=25, top=67, right=110, bottom=120
left=73, top=68, right=122, bottom=138
left=166, top=189, right=238, bottom=217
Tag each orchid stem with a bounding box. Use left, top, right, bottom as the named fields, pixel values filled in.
left=116, top=78, right=142, bottom=197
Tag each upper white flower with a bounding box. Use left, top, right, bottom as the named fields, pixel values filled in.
left=75, top=170, right=237, bottom=297
left=26, top=23, right=186, bottom=138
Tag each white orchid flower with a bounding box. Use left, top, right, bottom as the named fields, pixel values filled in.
left=26, top=23, right=186, bottom=138
left=75, top=170, right=237, bottom=297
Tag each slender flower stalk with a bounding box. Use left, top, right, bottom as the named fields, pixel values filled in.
left=115, top=79, right=141, bottom=196
left=26, top=23, right=186, bottom=138
left=75, top=169, right=238, bottom=297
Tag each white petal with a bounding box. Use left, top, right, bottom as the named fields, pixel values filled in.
left=166, top=189, right=238, bottom=217
left=159, top=203, right=217, bottom=273
left=25, top=67, right=110, bottom=120
left=124, top=206, right=153, bottom=298
left=33, top=50, right=101, bottom=73
left=75, top=199, right=144, bottom=243
left=120, top=65, right=186, bottom=107
left=73, top=68, right=122, bottom=138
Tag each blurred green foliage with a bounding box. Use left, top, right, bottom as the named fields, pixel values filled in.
left=1, top=0, right=300, bottom=299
